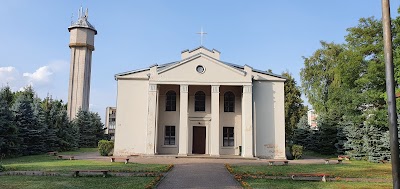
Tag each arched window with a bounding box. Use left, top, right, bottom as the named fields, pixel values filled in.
left=195, top=91, right=206, bottom=111
left=224, top=92, right=235, bottom=112
left=166, top=90, right=176, bottom=111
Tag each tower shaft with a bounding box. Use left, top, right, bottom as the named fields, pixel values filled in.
left=67, top=8, right=97, bottom=120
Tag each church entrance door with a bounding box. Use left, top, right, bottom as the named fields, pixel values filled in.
left=192, top=126, right=206, bottom=154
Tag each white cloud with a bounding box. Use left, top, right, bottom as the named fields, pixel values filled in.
left=0, top=60, right=69, bottom=100
left=23, top=66, right=53, bottom=84
left=0, top=66, right=18, bottom=85
left=22, top=60, right=68, bottom=87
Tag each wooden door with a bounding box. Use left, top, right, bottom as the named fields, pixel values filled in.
left=192, top=126, right=206, bottom=154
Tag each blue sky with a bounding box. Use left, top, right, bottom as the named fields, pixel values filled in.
left=1, top=1, right=399, bottom=122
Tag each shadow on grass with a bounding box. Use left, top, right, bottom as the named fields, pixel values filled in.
left=231, top=161, right=391, bottom=179
left=1, top=149, right=169, bottom=173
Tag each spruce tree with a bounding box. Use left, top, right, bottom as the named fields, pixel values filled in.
left=13, top=89, right=45, bottom=155
left=74, top=110, right=105, bottom=148
left=90, top=112, right=106, bottom=144
left=282, top=72, right=306, bottom=142
left=0, top=87, right=19, bottom=157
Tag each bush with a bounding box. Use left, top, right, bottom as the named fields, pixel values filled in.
left=0, top=164, right=5, bottom=172
left=98, top=140, right=114, bottom=156
left=292, top=145, right=303, bottom=159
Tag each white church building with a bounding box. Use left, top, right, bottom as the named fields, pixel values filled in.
left=113, top=46, right=286, bottom=159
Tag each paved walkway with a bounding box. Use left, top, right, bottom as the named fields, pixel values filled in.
left=157, top=163, right=242, bottom=189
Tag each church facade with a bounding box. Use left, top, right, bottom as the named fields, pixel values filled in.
left=113, top=46, right=286, bottom=159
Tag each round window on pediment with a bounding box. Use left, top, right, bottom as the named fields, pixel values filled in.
left=196, top=65, right=205, bottom=74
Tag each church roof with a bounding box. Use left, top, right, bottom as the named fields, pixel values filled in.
left=115, top=47, right=286, bottom=80
left=68, top=7, right=97, bottom=34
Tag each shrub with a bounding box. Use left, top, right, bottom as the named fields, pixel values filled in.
left=0, top=164, right=5, bottom=172
left=98, top=140, right=114, bottom=156
left=292, top=145, right=303, bottom=159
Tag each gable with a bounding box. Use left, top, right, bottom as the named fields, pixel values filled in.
left=153, top=54, right=250, bottom=84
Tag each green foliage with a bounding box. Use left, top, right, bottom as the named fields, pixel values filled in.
left=0, top=87, right=19, bottom=157
left=291, top=145, right=303, bottom=159
left=292, top=115, right=311, bottom=148
left=0, top=164, right=5, bottom=172
left=13, top=92, right=45, bottom=155
left=75, top=110, right=106, bottom=148
left=282, top=72, right=306, bottom=141
left=98, top=140, right=114, bottom=156
left=300, top=14, right=400, bottom=160
left=0, top=86, right=79, bottom=158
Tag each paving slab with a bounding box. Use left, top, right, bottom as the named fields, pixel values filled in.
left=157, top=163, right=242, bottom=189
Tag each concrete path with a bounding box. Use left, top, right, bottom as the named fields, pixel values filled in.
left=157, top=163, right=242, bottom=189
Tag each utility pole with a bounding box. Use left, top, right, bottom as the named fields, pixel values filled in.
left=381, top=0, right=400, bottom=188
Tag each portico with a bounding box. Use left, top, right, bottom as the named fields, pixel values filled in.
left=114, top=46, right=287, bottom=159
left=145, top=83, right=253, bottom=157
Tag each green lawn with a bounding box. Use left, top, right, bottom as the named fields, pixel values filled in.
left=0, top=149, right=170, bottom=189
left=0, top=176, right=156, bottom=189
left=302, top=150, right=337, bottom=159
left=231, top=161, right=391, bottom=179
left=57, top=148, right=99, bottom=155
left=244, top=179, right=391, bottom=189
left=1, top=149, right=169, bottom=173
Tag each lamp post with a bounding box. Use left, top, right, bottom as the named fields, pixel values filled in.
left=381, top=0, right=400, bottom=188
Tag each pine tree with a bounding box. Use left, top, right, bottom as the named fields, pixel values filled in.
left=41, top=97, right=61, bottom=151
left=292, top=115, right=311, bottom=148
left=75, top=110, right=95, bottom=147
left=52, top=100, right=78, bottom=151
left=74, top=110, right=105, bottom=148
left=0, top=87, right=19, bottom=157
left=90, top=112, right=106, bottom=144
left=13, top=89, right=45, bottom=155
left=32, top=97, right=53, bottom=152
left=282, top=72, right=306, bottom=141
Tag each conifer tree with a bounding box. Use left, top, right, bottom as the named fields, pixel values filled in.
left=0, top=87, right=19, bottom=157
left=282, top=72, right=306, bottom=141
left=13, top=87, right=47, bottom=155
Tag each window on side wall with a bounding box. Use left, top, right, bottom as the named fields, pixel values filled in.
left=223, top=127, right=234, bottom=147
left=164, top=126, right=176, bottom=145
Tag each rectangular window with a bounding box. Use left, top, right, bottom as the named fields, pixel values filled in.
left=223, top=127, right=234, bottom=147
left=164, top=126, right=176, bottom=145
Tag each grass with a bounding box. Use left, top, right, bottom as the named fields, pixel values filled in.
left=231, top=161, right=392, bottom=179
left=0, top=149, right=170, bottom=189
left=0, top=176, right=156, bottom=189
left=57, top=148, right=99, bottom=155
left=244, top=179, right=391, bottom=189
left=1, top=154, right=169, bottom=173
left=1, top=148, right=170, bottom=173
left=302, top=150, right=337, bottom=159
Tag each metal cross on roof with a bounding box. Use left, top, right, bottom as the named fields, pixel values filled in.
left=196, top=27, right=207, bottom=46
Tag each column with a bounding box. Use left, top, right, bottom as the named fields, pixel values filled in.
left=242, top=85, right=253, bottom=157
left=146, top=84, right=158, bottom=155
left=210, top=85, right=220, bottom=156
left=178, top=84, right=189, bottom=156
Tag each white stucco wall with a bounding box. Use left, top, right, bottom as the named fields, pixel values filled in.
left=253, top=81, right=286, bottom=159
left=114, top=47, right=286, bottom=157
left=114, top=79, right=149, bottom=156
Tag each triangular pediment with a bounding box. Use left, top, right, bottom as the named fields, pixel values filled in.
left=154, top=53, right=250, bottom=83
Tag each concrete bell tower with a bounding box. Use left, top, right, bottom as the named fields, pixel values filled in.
left=67, top=7, right=97, bottom=120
